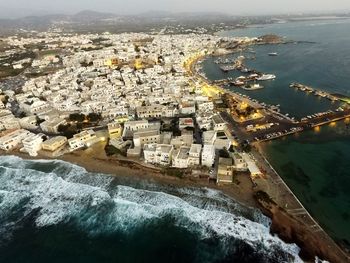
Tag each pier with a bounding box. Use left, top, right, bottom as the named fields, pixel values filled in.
left=188, top=52, right=350, bottom=262
left=290, top=82, right=345, bottom=102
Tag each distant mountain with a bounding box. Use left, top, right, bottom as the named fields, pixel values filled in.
left=72, top=10, right=118, bottom=21
left=0, top=10, right=237, bottom=33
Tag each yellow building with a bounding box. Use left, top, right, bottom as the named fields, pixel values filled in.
left=42, top=136, right=67, bottom=152
left=108, top=122, right=123, bottom=138
left=104, top=58, right=119, bottom=67
left=114, top=116, right=130, bottom=124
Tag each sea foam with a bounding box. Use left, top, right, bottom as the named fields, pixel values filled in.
left=0, top=156, right=303, bottom=262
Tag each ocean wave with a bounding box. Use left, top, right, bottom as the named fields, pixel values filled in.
left=0, top=156, right=303, bottom=262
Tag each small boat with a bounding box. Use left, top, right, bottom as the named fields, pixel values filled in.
left=232, top=80, right=246, bottom=86
left=268, top=52, right=278, bottom=56
left=243, top=83, right=264, bottom=90
left=257, top=74, right=276, bottom=81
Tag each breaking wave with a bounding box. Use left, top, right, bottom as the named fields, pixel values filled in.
left=0, top=156, right=303, bottom=262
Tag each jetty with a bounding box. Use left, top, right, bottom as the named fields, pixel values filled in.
left=188, top=52, right=350, bottom=263
left=290, top=82, right=342, bottom=102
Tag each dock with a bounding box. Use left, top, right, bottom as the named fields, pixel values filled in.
left=290, top=82, right=344, bottom=102
left=188, top=53, right=350, bottom=262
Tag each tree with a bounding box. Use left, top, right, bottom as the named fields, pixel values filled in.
left=219, top=149, right=230, bottom=158
left=87, top=113, right=102, bottom=123
left=240, top=141, right=252, bottom=153
left=69, top=113, right=85, bottom=123
left=57, top=124, right=71, bottom=133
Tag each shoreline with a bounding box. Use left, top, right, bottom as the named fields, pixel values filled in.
left=2, top=142, right=350, bottom=262
left=1, top=146, right=258, bottom=209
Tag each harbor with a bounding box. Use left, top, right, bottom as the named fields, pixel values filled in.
left=187, top=49, right=350, bottom=262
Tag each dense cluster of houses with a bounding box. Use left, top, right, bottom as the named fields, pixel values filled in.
left=0, top=32, right=263, bottom=183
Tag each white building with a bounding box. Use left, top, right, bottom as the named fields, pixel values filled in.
left=68, top=130, right=97, bottom=150
left=40, top=117, right=67, bottom=134
left=179, top=118, right=194, bottom=130
left=241, top=153, right=262, bottom=177
left=202, top=131, right=217, bottom=145
left=19, top=116, right=39, bottom=130
left=136, top=105, right=164, bottom=119
left=22, top=133, right=46, bottom=156
left=172, top=146, right=190, bottom=169
left=170, top=133, right=193, bottom=149
left=233, top=153, right=248, bottom=172
left=0, top=129, right=33, bottom=151
left=188, top=144, right=202, bottom=166
left=133, top=130, right=160, bottom=147
left=201, top=145, right=215, bottom=168
left=212, top=114, right=227, bottom=131
left=143, top=144, right=174, bottom=166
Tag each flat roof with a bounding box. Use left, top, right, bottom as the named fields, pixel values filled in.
left=177, top=147, right=190, bottom=159
left=212, top=114, right=226, bottom=125
left=42, top=136, right=67, bottom=145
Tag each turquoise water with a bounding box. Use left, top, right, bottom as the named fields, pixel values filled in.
left=206, top=19, right=350, bottom=249
left=203, top=19, right=350, bottom=118
left=262, top=122, right=350, bottom=248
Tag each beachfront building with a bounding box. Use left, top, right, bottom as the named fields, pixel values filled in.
left=68, top=130, right=97, bottom=150
left=216, top=157, right=234, bottom=184
left=201, top=144, right=215, bottom=168
left=143, top=144, right=174, bottom=166
left=233, top=153, right=248, bottom=172
left=172, top=146, right=190, bottom=169
left=241, top=153, right=263, bottom=178
left=127, top=146, right=142, bottom=158
left=21, top=133, right=46, bottom=156
left=42, top=136, right=68, bottom=152
left=0, top=129, right=32, bottom=151
left=108, top=122, right=123, bottom=138
left=110, top=137, right=132, bottom=150
left=188, top=144, right=202, bottom=166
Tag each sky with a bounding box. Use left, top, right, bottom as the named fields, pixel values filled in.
left=0, top=0, right=350, bottom=18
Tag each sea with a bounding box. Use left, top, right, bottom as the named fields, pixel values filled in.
left=203, top=19, right=350, bottom=249
left=0, top=156, right=303, bottom=263
left=1, top=19, right=350, bottom=263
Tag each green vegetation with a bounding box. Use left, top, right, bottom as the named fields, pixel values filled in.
left=87, top=113, right=102, bottom=123
left=57, top=124, right=77, bottom=139
left=69, top=113, right=85, bottom=122
left=162, top=167, right=185, bottom=178
left=219, top=148, right=230, bottom=158
left=104, top=144, right=127, bottom=157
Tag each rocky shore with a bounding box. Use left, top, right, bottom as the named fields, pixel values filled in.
left=255, top=191, right=350, bottom=263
